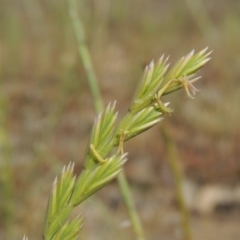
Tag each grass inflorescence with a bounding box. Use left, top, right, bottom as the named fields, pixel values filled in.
left=40, top=48, right=211, bottom=240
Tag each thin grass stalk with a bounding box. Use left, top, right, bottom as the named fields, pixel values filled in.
left=184, top=0, right=217, bottom=42
left=118, top=172, right=145, bottom=240
left=67, top=1, right=146, bottom=239
left=161, top=126, right=193, bottom=240
left=91, top=0, right=111, bottom=49
left=22, top=0, right=45, bottom=36
left=0, top=94, right=14, bottom=239
left=68, top=0, right=103, bottom=112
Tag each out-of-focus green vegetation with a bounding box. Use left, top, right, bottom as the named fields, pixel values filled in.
left=0, top=0, right=240, bottom=239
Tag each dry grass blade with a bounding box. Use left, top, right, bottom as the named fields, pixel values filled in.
left=22, top=235, right=28, bottom=240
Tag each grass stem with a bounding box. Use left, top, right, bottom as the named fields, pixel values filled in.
left=161, top=126, right=193, bottom=240
left=118, top=172, right=146, bottom=240
left=0, top=93, right=14, bottom=239
left=184, top=0, right=218, bottom=42
left=68, top=0, right=104, bottom=112
left=67, top=1, right=145, bottom=239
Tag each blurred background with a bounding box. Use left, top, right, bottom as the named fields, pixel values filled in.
left=0, top=0, right=240, bottom=239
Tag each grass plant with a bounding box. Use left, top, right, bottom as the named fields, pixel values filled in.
left=40, top=48, right=211, bottom=239
left=1, top=1, right=239, bottom=238
left=68, top=0, right=145, bottom=239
